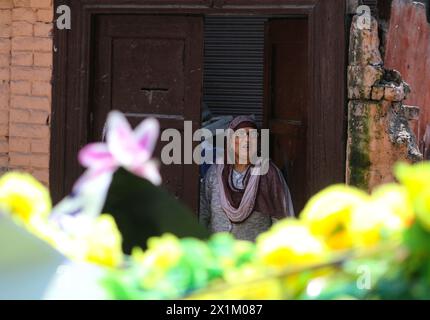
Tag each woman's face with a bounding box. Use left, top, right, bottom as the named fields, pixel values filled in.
left=232, top=127, right=258, bottom=165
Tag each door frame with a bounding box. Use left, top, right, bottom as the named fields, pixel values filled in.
left=51, top=0, right=346, bottom=203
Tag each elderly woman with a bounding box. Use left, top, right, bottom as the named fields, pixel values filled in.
left=199, top=116, right=294, bottom=242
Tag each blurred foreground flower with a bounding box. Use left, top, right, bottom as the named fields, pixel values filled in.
left=301, top=185, right=368, bottom=250
left=0, top=172, right=51, bottom=228
left=396, top=162, right=430, bottom=230
left=70, top=214, right=124, bottom=267
left=52, top=111, right=161, bottom=220
left=78, top=111, right=161, bottom=188
left=349, top=184, right=414, bottom=248
left=0, top=170, right=123, bottom=268
left=256, top=220, right=327, bottom=269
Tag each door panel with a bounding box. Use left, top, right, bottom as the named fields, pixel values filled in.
left=264, top=19, right=308, bottom=214
left=91, top=15, right=203, bottom=212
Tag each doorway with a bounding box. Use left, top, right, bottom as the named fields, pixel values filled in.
left=51, top=0, right=346, bottom=216
left=202, top=16, right=309, bottom=212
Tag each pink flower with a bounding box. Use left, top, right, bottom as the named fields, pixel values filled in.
left=52, top=111, right=161, bottom=220
left=77, top=111, right=161, bottom=187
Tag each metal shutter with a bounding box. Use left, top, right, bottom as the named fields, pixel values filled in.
left=362, top=0, right=378, bottom=15
left=203, top=16, right=267, bottom=125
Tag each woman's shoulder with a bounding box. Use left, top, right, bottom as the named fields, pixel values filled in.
left=258, top=159, right=282, bottom=175
left=261, top=160, right=287, bottom=183
left=268, top=160, right=283, bottom=174
left=204, top=164, right=220, bottom=184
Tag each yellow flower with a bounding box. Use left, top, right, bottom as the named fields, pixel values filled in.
left=82, top=214, right=124, bottom=267
left=348, top=204, right=381, bottom=248
left=223, top=264, right=264, bottom=285
left=59, top=214, right=124, bottom=268
left=371, top=184, right=415, bottom=228
left=414, top=188, right=430, bottom=231
left=348, top=184, right=413, bottom=248
left=395, top=162, right=430, bottom=196
left=301, top=185, right=368, bottom=250
left=131, top=233, right=183, bottom=290
left=133, top=233, right=182, bottom=270
left=0, top=172, right=51, bottom=226
left=256, top=220, right=327, bottom=269
left=222, top=279, right=283, bottom=300
left=395, top=162, right=430, bottom=230
left=189, top=277, right=283, bottom=300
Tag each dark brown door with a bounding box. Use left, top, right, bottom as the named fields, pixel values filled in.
left=90, top=15, right=204, bottom=212
left=264, top=19, right=309, bottom=214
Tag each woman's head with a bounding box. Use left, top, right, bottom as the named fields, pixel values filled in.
left=227, top=116, right=259, bottom=165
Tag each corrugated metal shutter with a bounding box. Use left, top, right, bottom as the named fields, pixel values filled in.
left=362, top=0, right=378, bottom=15
left=203, top=16, right=267, bottom=125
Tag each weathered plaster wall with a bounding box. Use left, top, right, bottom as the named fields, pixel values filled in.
left=0, top=0, right=53, bottom=185
left=384, top=0, right=430, bottom=158
left=346, top=14, right=422, bottom=191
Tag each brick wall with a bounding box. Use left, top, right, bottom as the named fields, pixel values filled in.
left=0, top=0, right=53, bottom=185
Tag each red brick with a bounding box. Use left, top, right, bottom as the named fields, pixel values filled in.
left=0, top=85, right=9, bottom=110
left=0, top=82, right=9, bottom=92
left=9, top=152, right=31, bottom=166
left=12, top=21, right=33, bottom=36
left=11, top=66, right=52, bottom=81
left=31, top=80, right=50, bottom=96
left=33, top=22, right=51, bottom=37
left=0, top=38, right=10, bottom=53
left=30, top=0, right=51, bottom=8
left=0, top=1, right=13, bottom=9
left=0, top=109, right=8, bottom=123
left=12, top=7, right=35, bottom=22
left=31, top=109, right=49, bottom=124
left=0, top=81, right=8, bottom=93
left=33, top=37, right=51, bottom=51
left=0, top=81, right=9, bottom=94
left=12, top=51, right=33, bottom=66
left=31, top=138, right=48, bottom=152
left=33, top=51, right=51, bottom=67
left=0, top=140, right=7, bottom=153
left=11, top=95, right=50, bottom=110
left=9, top=123, right=49, bottom=138
left=36, top=8, right=51, bottom=22
left=0, top=67, right=9, bottom=80
left=13, top=0, right=31, bottom=7
left=13, top=37, right=51, bottom=52
left=31, top=153, right=49, bottom=168
left=10, top=80, right=31, bottom=95
left=0, top=25, right=11, bottom=38
left=0, top=53, right=10, bottom=66
left=9, top=136, right=30, bottom=152
left=0, top=9, right=12, bottom=24
left=32, top=168, right=48, bottom=184
left=0, top=87, right=8, bottom=108
left=11, top=37, right=33, bottom=51
left=0, top=123, right=8, bottom=135
left=0, top=155, right=8, bottom=166
left=9, top=108, right=29, bottom=122
left=10, top=108, right=49, bottom=124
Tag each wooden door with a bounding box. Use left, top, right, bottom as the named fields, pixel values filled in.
left=90, top=15, right=204, bottom=212
left=264, top=19, right=309, bottom=214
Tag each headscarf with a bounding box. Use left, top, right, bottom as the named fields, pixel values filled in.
left=217, top=116, right=293, bottom=223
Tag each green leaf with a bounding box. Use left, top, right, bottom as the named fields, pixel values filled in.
left=103, top=168, right=210, bottom=254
